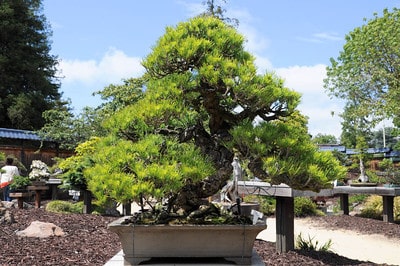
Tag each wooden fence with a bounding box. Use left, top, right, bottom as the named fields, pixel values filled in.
left=0, top=144, right=73, bottom=175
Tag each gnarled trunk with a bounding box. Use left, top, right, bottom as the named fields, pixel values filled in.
left=174, top=123, right=234, bottom=212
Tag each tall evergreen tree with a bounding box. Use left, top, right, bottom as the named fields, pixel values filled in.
left=0, top=0, right=64, bottom=130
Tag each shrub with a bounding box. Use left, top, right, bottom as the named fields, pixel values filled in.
left=360, top=195, right=400, bottom=221
left=296, top=233, right=333, bottom=252
left=243, top=195, right=276, bottom=216
left=46, top=200, right=83, bottom=214
left=294, top=197, right=320, bottom=217
left=359, top=195, right=383, bottom=220
left=349, top=194, right=368, bottom=205
left=244, top=195, right=325, bottom=217
left=259, top=196, right=276, bottom=216
left=9, top=175, right=31, bottom=190
left=366, top=170, right=384, bottom=184
left=395, top=197, right=400, bottom=220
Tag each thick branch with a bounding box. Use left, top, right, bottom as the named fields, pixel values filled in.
left=174, top=122, right=234, bottom=211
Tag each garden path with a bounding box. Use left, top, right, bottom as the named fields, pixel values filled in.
left=257, top=217, right=400, bottom=265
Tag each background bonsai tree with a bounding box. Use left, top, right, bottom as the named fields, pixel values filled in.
left=61, top=16, right=345, bottom=221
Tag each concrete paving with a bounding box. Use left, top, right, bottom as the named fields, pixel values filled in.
left=104, top=249, right=265, bottom=266
left=258, top=217, right=400, bottom=266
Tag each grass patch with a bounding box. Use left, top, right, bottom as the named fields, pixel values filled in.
left=45, top=200, right=83, bottom=214
left=296, top=233, right=333, bottom=252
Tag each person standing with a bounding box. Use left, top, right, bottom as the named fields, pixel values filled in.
left=1, top=157, right=19, bottom=201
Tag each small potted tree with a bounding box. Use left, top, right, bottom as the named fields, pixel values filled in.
left=29, top=160, right=51, bottom=185
left=9, top=175, right=31, bottom=192
left=380, top=158, right=400, bottom=187
left=60, top=15, right=345, bottom=265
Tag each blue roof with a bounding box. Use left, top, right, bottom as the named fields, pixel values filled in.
left=318, top=145, right=346, bottom=152
left=346, top=147, right=392, bottom=155
left=0, top=128, right=42, bottom=141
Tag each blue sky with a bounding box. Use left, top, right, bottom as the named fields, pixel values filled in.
left=42, top=0, right=400, bottom=139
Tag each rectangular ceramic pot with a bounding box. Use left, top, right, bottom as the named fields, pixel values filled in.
left=108, top=217, right=267, bottom=265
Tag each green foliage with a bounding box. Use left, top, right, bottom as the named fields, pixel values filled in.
left=296, top=233, right=333, bottom=252
left=0, top=0, right=66, bottom=130
left=9, top=175, right=31, bottom=190
left=244, top=195, right=276, bottom=216
left=359, top=195, right=383, bottom=220
left=243, top=196, right=327, bottom=217
left=380, top=158, right=393, bottom=171
left=38, top=107, right=106, bottom=150
left=370, top=127, right=398, bottom=149
left=45, top=200, right=83, bottom=214
left=84, top=134, right=216, bottom=206
left=61, top=16, right=346, bottom=218
left=312, top=133, right=338, bottom=144
left=39, top=78, right=146, bottom=151
left=325, top=8, right=400, bottom=142
left=365, top=170, right=385, bottom=184
left=396, top=197, right=400, bottom=220
left=94, top=77, right=145, bottom=114
left=294, top=197, right=320, bottom=217
left=57, top=137, right=100, bottom=190
left=360, top=195, right=400, bottom=220
left=349, top=194, right=368, bottom=206
left=231, top=114, right=347, bottom=191
left=379, top=158, right=400, bottom=184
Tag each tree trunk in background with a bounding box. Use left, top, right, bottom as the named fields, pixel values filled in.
left=83, top=189, right=92, bottom=214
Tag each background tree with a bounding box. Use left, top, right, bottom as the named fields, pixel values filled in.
left=201, top=0, right=239, bottom=27
left=93, top=77, right=145, bottom=116
left=38, top=77, right=145, bottom=150
left=0, top=0, right=65, bottom=130
left=38, top=107, right=105, bottom=150
left=324, top=8, right=400, bottom=141
left=339, top=100, right=373, bottom=149
left=324, top=8, right=400, bottom=182
left=312, top=133, right=338, bottom=145
left=370, top=126, right=398, bottom=149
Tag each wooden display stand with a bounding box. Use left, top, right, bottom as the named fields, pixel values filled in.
left=9, top=191, right=33, bottom=209
left=27, top=185, right=49, bottom=208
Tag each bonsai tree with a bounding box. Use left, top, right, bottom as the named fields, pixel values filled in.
left=56, top=138, right=98, bottom=214
left=9, top=175, right=31, bottom=191
left=28, top=160, right=51, bottom=181
left=61, top=16, right=345, bottom=223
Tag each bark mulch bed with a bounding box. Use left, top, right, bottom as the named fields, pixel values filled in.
left=1, top=202, right=399, bottom=265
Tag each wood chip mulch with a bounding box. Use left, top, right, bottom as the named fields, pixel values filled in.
left=1, top=203, right=399, bottom=265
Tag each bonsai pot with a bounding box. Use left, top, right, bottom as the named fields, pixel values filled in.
left=108, top=216, right=267, bottom=265
left=220, top=201, right=260, bottom=217
left=31, top=180, right=47, bottom=186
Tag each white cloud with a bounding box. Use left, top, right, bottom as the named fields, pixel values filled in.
left=254, top=55, right=273, bottom=74
left=239, top=24, right=269, bottom=55
left=59, top=47, right=144, bottom=85
left=57, top=48, right=144, bottom=113
left=233, top=10, right=344, bottom=139
left=276, top=64, right=327, bottom=94
left=298, top=32, right=343, bottom=43
left=313, top=32, right=342, bottom=41
left=275, top=64, right=344, bottom=138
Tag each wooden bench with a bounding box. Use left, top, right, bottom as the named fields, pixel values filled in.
left=9, top=191, right=34, bottom=209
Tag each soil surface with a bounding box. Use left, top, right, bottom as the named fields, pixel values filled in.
left=1, top=202, right=400, bottom=266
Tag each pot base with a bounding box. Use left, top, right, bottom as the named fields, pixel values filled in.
left=108, top=217, right=267, bottom=265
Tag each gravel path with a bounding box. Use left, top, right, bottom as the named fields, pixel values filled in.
left=257, top=217, right=400, bottom=265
